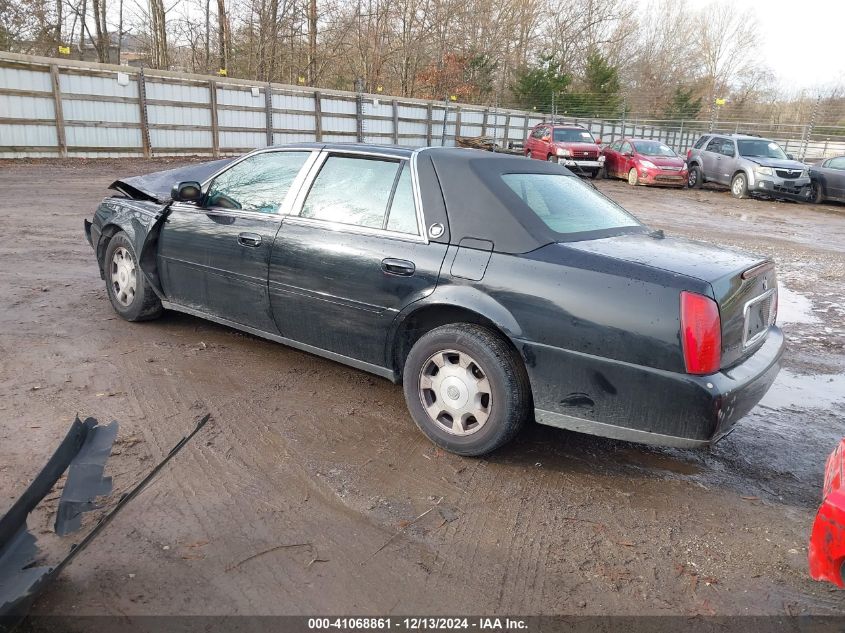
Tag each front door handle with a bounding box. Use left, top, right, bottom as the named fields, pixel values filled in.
left=238, top=232, right=262, bottom=247
left=381, top=258, right=415, bottom=276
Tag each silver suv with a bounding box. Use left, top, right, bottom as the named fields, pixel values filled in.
left=686, top=134, right=811, bottom=201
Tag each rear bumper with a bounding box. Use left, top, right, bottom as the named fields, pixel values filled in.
left=522, top=327, right=784, bottom=447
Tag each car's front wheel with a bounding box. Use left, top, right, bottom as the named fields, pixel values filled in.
left=731, top=172, right=749, bottom=199
left=688, top=165, right=702, bottom=188
left=811, top=181, right=825, bottom=204
left=402, top=324, right=532, bottom=456
left=547, top=154, right=557, bottom=163
left=627, top=168, right=639, bottom=186
left=103, top=231, right=163, bottom=321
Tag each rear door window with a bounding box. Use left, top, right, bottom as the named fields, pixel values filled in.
left=299, top=155, right=419, bottom=236
left=705, top=137, right=723, bottom=153
left=694, top=136, right=709, bottom=149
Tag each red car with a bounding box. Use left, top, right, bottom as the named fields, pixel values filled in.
left=602, top=138, right=688, bottom=187
left=809, top=439, right=845, bottom=587
left=524, top=123, right=604, bottom=178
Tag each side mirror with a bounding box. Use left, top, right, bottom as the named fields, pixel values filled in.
left=595, top=138, right=602, bottom=145
left=787, top=153, right=794, bottom=160
left=542, top=135, right=551, bottom=142
left=171, top=181, right=203, bottom=203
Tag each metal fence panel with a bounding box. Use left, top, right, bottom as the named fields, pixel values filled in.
left=1, top=52, right=842, bottom=161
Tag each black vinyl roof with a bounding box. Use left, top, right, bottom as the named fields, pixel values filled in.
left=425, top=147, right=588, bottom=254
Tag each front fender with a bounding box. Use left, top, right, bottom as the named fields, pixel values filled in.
left=93, top=198, right=169, bottom=295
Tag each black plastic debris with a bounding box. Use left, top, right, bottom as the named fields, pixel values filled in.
left=0, top=413, right=210, bottom=627
left=0, top=416, right=112, bottom=620
left=54, top=421, right=118, bottom=536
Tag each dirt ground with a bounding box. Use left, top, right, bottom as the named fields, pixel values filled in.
left=1, top=158, right=844, bottom=620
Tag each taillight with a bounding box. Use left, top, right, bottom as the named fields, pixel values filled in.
left=680, top=291, right=721, bottom=375
left=686, top=149, right=692, bottom=160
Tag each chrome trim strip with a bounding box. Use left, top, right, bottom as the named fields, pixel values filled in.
left=284, top=214, right=426, bottom=243
left=160, top=300, right=398, bottom=382
left=168, top=202, right=283, bottom=223
left=535, top=409, right=711, bottom=448
left=409, top=149, right=429, bottom=241
left=742, top=287, right=777, bottom=349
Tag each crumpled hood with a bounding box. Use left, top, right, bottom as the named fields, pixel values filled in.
left=744, top=157, right=807, bottom=170
left=109, top=157, right=238, bottom=202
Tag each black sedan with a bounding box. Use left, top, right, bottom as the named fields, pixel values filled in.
left=85, top=144, right=784, bottom=456
left=810, top=155, right=845, bottom=204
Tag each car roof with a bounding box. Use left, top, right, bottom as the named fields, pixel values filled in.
left=264, top=142, right=414, bottom=158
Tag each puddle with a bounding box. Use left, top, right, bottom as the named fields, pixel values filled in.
left=777, top=285, right=821, bottom=325
left=759, top=369, right=845, bottom=411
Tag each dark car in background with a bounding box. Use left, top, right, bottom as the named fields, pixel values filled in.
left=524, top=123, right=605, bottom=178
left=601, top=138, right=688, bottom=187
left=809, top=155, right=845, bottom=204
left=85, top=144, right=783, bottom=456
left=686, top=133, right=811, bottom=200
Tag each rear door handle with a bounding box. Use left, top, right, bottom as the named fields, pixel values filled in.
left=381, top=258, right=415, bottom=276
left=238, top=232, right=262, bottom=247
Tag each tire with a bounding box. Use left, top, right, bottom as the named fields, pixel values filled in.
left=731, top=172, right=749, bottom=199
left=525, top=150, right=532, bottom=159
left=547, top=154, right=558, bottom=163
left=811, top=180, right=825, bottom=204
left=402, top=324, right=532, bottom=456
left=688, top=165, right=702, bottom=189
left=627, top=167, right=639, bottom=186
left=103, top=231, right=163, bottom=322
left=597, top=166, right=606, bottom=179
left=589, top=168, right=600, bottom=179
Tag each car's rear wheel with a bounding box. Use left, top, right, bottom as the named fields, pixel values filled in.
left=811, top=181, right=825, bottom=204
left=402, top=324, right=532, bottom=456
left=627, top=168, right=639, bottom=186
left=103, top=231, right=163, bottom=321
left=731, top=172, right=749, bottom=199
left=688, top=165, right=702, bottom=188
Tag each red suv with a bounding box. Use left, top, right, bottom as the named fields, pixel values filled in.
left=524, top=123, right=604, bottom=178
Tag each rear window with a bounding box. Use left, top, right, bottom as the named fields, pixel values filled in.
left=501, top=173, right=641, bottom=235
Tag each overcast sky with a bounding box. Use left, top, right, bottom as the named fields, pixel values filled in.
left=734, top=0, right=845, bottom=92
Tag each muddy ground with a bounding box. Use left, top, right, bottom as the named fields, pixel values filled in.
left=1, top=158, right=844, bottom=620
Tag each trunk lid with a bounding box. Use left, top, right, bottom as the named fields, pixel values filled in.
left=567, top=233, right=777, bottom=368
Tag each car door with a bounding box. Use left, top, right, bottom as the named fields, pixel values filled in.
left=617, top=141, right=634, bottom=178
left=157, top=149, right=316, bottom=333
left=268, top=151, right=449, bottom=368
left=604, top=141, right=620, bottom=177
left=718, top=138, right=738, bottom=183
left=529, top=126, right=546, bottom=159
left=702, top=137, right=725, bottom=182
left=827, top=157, right=845, bottom=199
